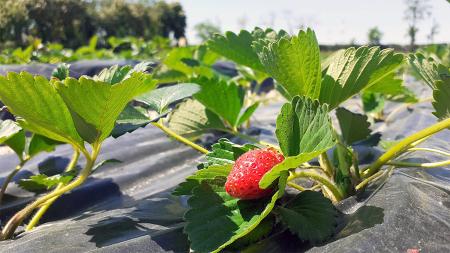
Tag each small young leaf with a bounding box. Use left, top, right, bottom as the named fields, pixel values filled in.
left=93, top=62, right=153, bottom=85
left=111, top=105, right=151, bottom=138
left=19, top=171, right=77, bottom=192
left=319, top=47, right=404, bottom=109
left=136, top=83, right=200, bottom=114
left=432, top=76, right=450, bottom=120
left=55, top=73, right=157, bottom=142
left=0, top=72, right=83, bottom=146
left=173, top=164, right=232, bottom=196
left=200, top=138, right=258, bottom=168
left=276, top=96, right=334, bottom=157
left=336, top=107, right=371, bottom=145
left=193, top=77, right=244, bottom=127
left=167, top=99, right=226, bottom=140
left=184, top=174, right=287, bottom=253
left=254, top=29, right=322, bottom=99
left=51, top=63, right=70, bottom=80
left=408, top=53, right=441, bottom=89
left=279, top=191, right=338, bottom=243
left=332, top=143, right=355, bottom=196
left=361, top=92, right=385, bottom=114
left=0, top=120, right=22, bottom=144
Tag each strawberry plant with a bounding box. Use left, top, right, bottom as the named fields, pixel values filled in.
left=0, top=64, right=157, bottom=240
left=173, top=28, right=450, bottom=252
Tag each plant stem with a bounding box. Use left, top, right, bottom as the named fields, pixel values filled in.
left=287, top=170, right=343, bottom=202
left=151, top=122, right=208, bottom=154
left=25, top=149, right=80, bottom=231
left=0, top=158, right=28, bottom=205
left=386, top=159, right=450, bottom=168
left=1, top=145, right=100, bottom=240
left=318, top=152, right=334, bottom=178
left=287, top=182, right=306, bottom=191
left=355, top=167, right=392, bottom=191
left=363, top=118, right=450, bottom=178
left=407, top=147, right=450, bottom=157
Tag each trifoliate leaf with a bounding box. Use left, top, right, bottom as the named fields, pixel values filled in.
left=278, top=191, right=338, bottom=243
left=18, top=171, right=77, bottom=192
left=0, top=72, right=83, bottom=147
left=111, top=105, right=151, bottom=138
left=276, top=96, right=334, bottom=157
left=184, top=173, right=287, bottom=253
left=319, top=47, right=404, bottom=109
left=253, top=29, right=322, bottom=99
left=167, top=99, right=226, bottom=140
left=193, top=77, right=244, bottom=127
left=432, top=76, right=450, bottom=120
left=136, top=83, right=200, bottom=114
left=163, top=47, right=215, bottom=78
left=51, top=63, right=70, bottom=80
left=336, top=107, right=371, bottom=145
left=55, top=73, right=157, bottom=142
left=173, top=164, right=232, bottom=196
left=208, top=28, right=287, bottom=74
left=200, top=138, right=258, bottom=168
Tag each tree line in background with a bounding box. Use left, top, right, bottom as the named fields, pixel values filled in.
left=0, top=0, right=186, bottom=49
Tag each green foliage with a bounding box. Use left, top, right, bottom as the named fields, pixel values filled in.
left=173, top=164, right=232, bottom=196
left=364, top=73, right=417, bottom=103
left=167, top=99, right=226, bottom=139
left=362, top=92, right=385, bottom=114
left=433, top=76, right=450, bottom=120
left=336, top=108, right=371, bottom=145
left=184, top=174, right=287, bottom=253
left=319, top=47, right=404, bottom=109
left=194, top=21, right=221, bottom=42
left=200, top=138, right=258, bottom=168
left=136, top=83, right=200, bottom=114
left=408, top=53, right=442, bottom=89
left=193, top=77, right=244, bottom=128
left=51, top=63, right=71, bottom=80
left=0, top=72, right=83, bottom=147
left=27, top=134, right=59, bottom=157
left=0, top=120, right=22, bottom=144
left=254, top=29, right=321, bottom=99
left=332, top=143, right=355, bottom=196
left=55, top=73, right=157, bottom=143
left=18, top=171, right=77, bottom=192
left=276, top=96, right=334, bottom=157
left=279, top=191, right=338, bottom=243
left=111, top=105, right=151, bottom=138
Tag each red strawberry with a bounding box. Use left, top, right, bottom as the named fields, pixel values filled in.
left=225, top=148, right=284, bottom=200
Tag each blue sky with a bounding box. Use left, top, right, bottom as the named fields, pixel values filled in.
left=169, top=0, right=450, bottom=45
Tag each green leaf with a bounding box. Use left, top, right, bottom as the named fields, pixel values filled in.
left=51, top=63, right=70, bottom=80
left=200, top=138, right=258, bottom=168
left=27, top=134, right=59, bottom=157
left=93, top=62, right=152, bottom=85
left=237, top=102, right=260, bottom=126
left=193, top=77, right=244, bottom=127
left=409, top=53, right=442, bottom=89
left=136, top=83, right=200, bottom=114
left=433, top=75, right=450, bottom=120
left=0, top=120, right=22, bottom=144
left=336, top=108, right=371, bottom=145
left=111, top=105, right=151, bottom=138
left=0, top=72, right=83, bottom=146
left=173, top=164, right=232, bottom=196
left=208, top=28, right=286, bottom=73
left=332, top=143, right=355, bottom=196
left=18, top=171, right=77, bottom=192
left=55, top=73, right=157, bottom=142
left=276, top=96, right=334, bottom=157
left=319, top=47, right=404, bottom=109
left=278, top=191, right=338, bottom=243
left=362, top=92, right=385, bottom=114
left=253, top=29, right=322, bottom=99
left=364, top=72, right=417, bottom=103
left=168, top=99, right=226, bottom=140
left=184, top=173, right=287, bottom=253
